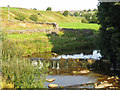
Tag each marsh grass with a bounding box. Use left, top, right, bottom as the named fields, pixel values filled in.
left=2, top=33, right=49, bottom=88
left=2, top=56, right=48, bottom=88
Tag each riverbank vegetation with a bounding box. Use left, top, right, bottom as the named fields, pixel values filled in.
left=2, top=33, right=49, bottom=88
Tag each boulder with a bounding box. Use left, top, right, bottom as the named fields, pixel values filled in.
left=48, top=84, right=59, bottom=88
left=72, top=70, right=90, bottom=74
left=94, top=81, right=113, bottom=88
left=46, top=78, right=55, bottom=83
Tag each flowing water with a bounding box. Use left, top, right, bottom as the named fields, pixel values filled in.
left=51, top=50, right=102, bottom=60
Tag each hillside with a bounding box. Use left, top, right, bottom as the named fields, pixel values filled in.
left=0, top=7, right=82, bottom=23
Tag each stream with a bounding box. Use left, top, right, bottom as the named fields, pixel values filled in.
left=45, top=73, right=99, bottom=88
left=31, top=50, right=103, bottom=88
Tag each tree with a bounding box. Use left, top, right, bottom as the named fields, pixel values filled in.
left=87, top=9, right=91, bottom=12
left=93, top=9, right=97, bottom=11
left=33, top=8, right=37, bottom=10
left=97, top=2, right=120, bottom=70
left=74, top=12, right=79, bottom=17
left=7, top=5, right=10, bottom=8
left=81, top=13, right=92, bottom=22
left=29, top=14, right=38, bottom=22
left=83, top=10, right=86, bottom=12
left=46, top=7, right=52, bottom=11
left=89, top=13, right=98, bottom=23
left=63, top=10, right=69, bottom=16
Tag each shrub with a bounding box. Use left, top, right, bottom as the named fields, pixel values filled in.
left=81, top=18, right=88, bottom=23
left=89, top=13, right=98, bottom=23
left=14, top=14, right=25, bottom=21
left=83, top=10, right=87, bottom=12
left=15, top=15, right=25, bottom=21
left=63, top=10, right=69, bottom=16
left=69, top=13, right=73, bottom=16
left=38, top=13, right=41, bottom=16
left=33, top=8, right=37, bottom=10
left=81, top=13, right=92, bottom=22
left=87, top=9, right=91, bottom=12
left=74, top=12, right=79, bottom=17
left=29, top=14, right=38, bottom=22
left=46, top=7, right=52, bottom=11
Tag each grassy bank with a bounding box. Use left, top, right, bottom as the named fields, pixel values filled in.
left=1, top=7, right=81, bottom=23
left=6, top=33, right=53, bottom=56
left=6, top=28, right=96, bottom=56
left=2, top=34, right=49, bottom=88
left=2, top=20, right=99, bottom=56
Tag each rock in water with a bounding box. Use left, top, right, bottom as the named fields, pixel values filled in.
left=46, top=78, right=55, bottom=82
left=48, top=84, right=59, bottom=88
left=72, top=70, right=90, bottom=74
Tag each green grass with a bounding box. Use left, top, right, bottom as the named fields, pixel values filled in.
left=1, top=7, right=81, bottom=23
left=6, top=28, right=96, bottom=55
left=7, top=33, right=53, bottom=56
left=58, top=22, right=100, bottom=30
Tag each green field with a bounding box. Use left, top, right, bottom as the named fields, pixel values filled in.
left=58, top=22, right=100, bottom=30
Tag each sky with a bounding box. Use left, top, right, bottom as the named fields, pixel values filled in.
left=0, top=0, right=99, bottom=11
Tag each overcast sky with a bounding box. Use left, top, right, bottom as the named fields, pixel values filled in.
left=0, top=0, right=99, bottom=11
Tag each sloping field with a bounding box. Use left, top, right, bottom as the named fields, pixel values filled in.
left=1, top=7, right=81, bottom=23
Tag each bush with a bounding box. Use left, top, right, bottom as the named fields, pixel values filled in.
left=29, top=14, right=38, bottom=22
left=89, top=13, right=98, bottom=23
left=46, top=7, right=52, bottom=11
left=63, top=10, right=69, bottom=16
left=74, top=12, right=79, bottom=17
left=33, top=8, right=37, bottom=10
left=14, top=14, right=25, bottom=21
left=69, top=13, right=73, bottom=16
left=87, top=9, right=91, bottom=12
left=81, top=18, right=88, bottom=23
left=81, top=13, right=93, bottom=22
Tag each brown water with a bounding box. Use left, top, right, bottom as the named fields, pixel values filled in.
left=30, top=50, right=105, bottom=88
